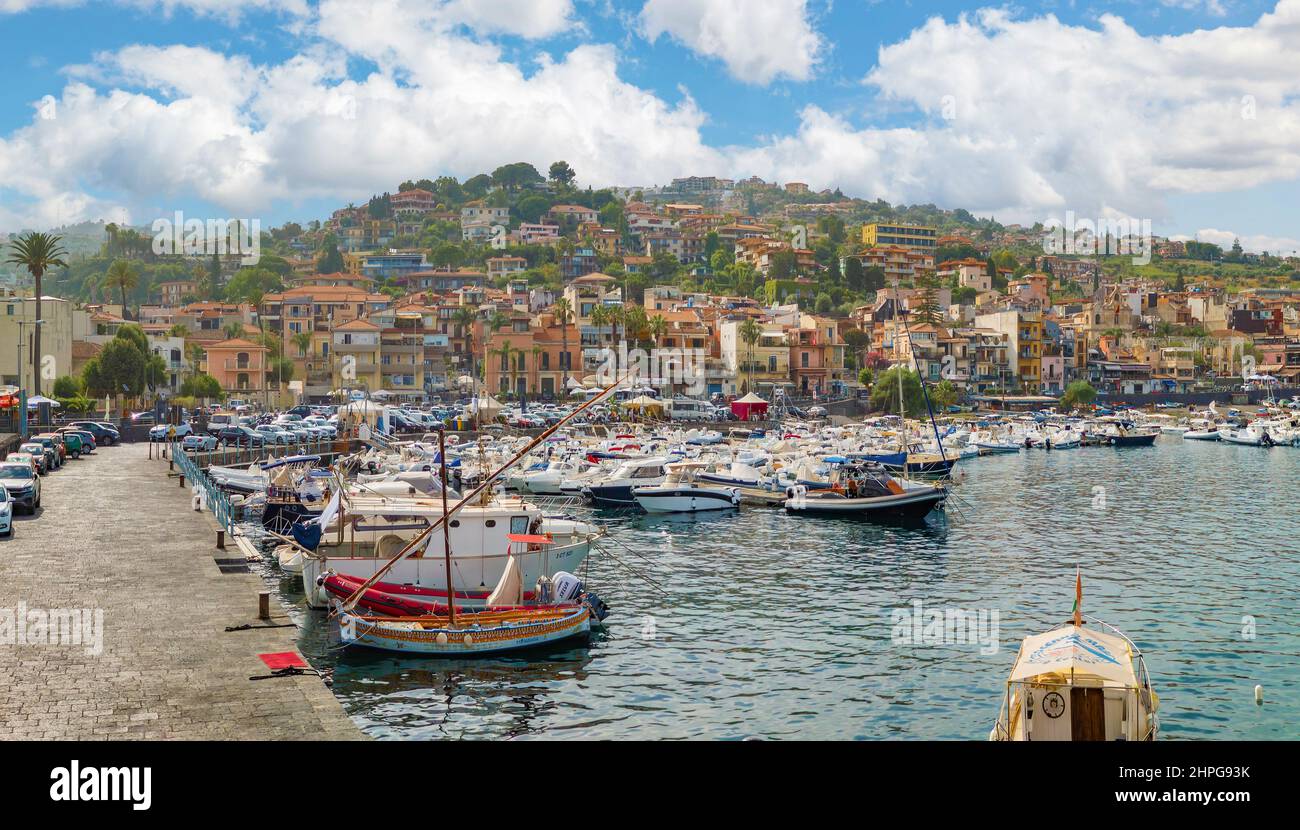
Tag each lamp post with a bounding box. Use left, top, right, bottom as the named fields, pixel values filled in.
left=17, top=319, right=45, bottom=439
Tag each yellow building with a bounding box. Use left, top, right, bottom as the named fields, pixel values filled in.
left=331, top=318, right=383, bottom=394
left=861, top=223, right=938, bottom=253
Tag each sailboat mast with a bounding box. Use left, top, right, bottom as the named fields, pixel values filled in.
left=438, top=430, right=456, bottom=626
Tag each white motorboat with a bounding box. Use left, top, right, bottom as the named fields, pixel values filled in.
left=991, top=575, right=1158, bottom=742
left=581, top=456, right=671, bottom=507
left=632, top=462, right=740, bottom=513
left=1221, top=426, right=1271, bottom=446
left=1182, top=429, right=1221, bottom=441
left=301, top=491, right=600, bottom=609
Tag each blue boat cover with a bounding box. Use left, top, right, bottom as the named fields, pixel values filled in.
left=290, top=521, right=323, bottom=551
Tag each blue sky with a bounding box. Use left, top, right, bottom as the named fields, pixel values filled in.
left=1, top=0, right=1297, bottom=253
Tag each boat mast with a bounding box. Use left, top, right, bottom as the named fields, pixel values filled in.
left=438, top=430, right=456, bottom=626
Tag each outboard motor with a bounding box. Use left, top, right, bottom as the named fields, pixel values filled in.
left=553, top=571, right=610, bottom=621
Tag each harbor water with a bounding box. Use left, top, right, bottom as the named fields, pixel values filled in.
left=256, top=436, right=1298, bottom=740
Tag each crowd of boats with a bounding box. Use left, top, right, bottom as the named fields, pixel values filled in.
left=177, top=385, right=1298, bottom=738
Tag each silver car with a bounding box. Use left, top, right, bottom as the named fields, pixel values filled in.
left=0, top=461, right=41, bottom=514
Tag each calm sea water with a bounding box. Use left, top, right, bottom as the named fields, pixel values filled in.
left=258, top=436, right=1298, bottom=740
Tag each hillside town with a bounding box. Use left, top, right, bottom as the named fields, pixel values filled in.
left=4, top=165, right=1299, bottom=416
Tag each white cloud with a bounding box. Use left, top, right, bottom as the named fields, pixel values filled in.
left=2, top=0, right=1300, bottom=239
left=0, top=0, right=309, bottom=21
left=1173, top=229, right=1300, bottom=255
left=731, top=4, right=1300, bottom=224
left=638, top=0, right=822, bottom=84
left=0, top=1, right=719, bottom=229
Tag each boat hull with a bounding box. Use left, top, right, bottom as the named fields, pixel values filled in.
left=302, top=537, right=592, bottom=609
left=338, top=607, right=592, bottom=656
left=632, top=486, right=739, bottom=513
left=785, top=487, right=945, bottom=523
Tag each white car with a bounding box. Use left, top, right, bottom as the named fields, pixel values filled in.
left=255, top=425, right=296, bottom=445
left=181, top=434, right=219, bottom=452
left=150, top=421, right=194, bottom=440
left=0, top=486, right=12, bottom=537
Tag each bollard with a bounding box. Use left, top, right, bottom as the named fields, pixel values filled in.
left=179, top=474, right=185, bottom=487
left=216, top=529, right=225, bottom=549
left=258, top=592, right=271, bottom=621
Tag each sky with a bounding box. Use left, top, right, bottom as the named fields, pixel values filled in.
left=0, top=0, right=1297, bottom=253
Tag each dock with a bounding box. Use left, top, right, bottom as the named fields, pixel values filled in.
left=0, top=442, right=364, bottom=740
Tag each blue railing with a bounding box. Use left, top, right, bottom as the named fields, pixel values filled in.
left=170, top=441, right=235, bottom=532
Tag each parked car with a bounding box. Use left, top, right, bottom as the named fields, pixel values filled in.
left=181, top=433, right=219, bottom=452
left=219, top=425, right=265, bottom=447
left=130, top=411, right=156, bottom=425
left=28, top=435, right=64, bottom=468
left=0, top=486, right=12, bottom=537
left=206, top=413, right=234, bottom=435
left=52, top=431, right=83, bottom=459
left=69, top=421, right=119, bottom=445
left=0, top=461, right=41, bottom=514
left=149, top=421, right=194, bottom=441
left=59, top=429, right=96, bottom=452
left=254, top=425, right=295, bottom=445
left=7, top=452, right=41, bottom=476
left=18, top=443, right=53, bottom=474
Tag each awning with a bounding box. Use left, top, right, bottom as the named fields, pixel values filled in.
left=1008, top=626, right=1137, bottom=686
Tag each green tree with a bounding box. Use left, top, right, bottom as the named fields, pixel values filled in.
left=1060, top=379, right=1097, bottom=411
left=180, top=373, right=222, bottom=400
left=316, top=234, right=345, bottom=273
left=869, top=366, right=927, bottom=417
left=52, top=375, right=82, bottom=397
left=6, top=231, right=68, bottom=396
left=104, top=259, right=138, bottom=319
left=548, top=160, right=576, bottom=187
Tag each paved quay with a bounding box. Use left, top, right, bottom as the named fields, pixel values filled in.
left=0, top=440, right=364, bottom=740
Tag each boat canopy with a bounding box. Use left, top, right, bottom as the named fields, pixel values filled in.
left=1008, top=625, right=1137, bottom=687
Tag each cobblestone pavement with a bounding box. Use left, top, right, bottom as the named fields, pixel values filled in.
left=0, top=441, right=364, bottom=740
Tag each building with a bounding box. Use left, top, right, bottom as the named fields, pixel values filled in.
left=202, top=338, right=269, bottom=398
left=975, top=310, right=1043, bottom=392
left=861, top=223, right=938, bottom=253
left=0, top=295, right=75, bottom=393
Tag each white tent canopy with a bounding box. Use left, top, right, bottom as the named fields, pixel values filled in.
left=735, top=392, right=768, bottom=404
left=471, top=395, right=504, bottom=415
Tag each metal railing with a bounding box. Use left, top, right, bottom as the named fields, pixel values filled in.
left=170, top=441, right=236, bottom=532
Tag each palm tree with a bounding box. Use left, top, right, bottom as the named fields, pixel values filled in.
left=6, top=231, right=68, bottom=396
left=484, top=310, right=509, bottom=382
left=291, top=330, right=313, bottom=359
left=739, top=317, right=762, bottom=395
left=452, top=306, right=478, bottom=383
left=531, top=344, right=544, bottom=404
left=648, top=313, right=667, bottom=350
left=554, top=297, right=573, bottom=395
left=167, top=324, right=189, bottom=339
left=492, top=342, right=517, bottom=398
left=104, top=259, right=138, bottom=320
left=223, top=322, right=244, bottom=341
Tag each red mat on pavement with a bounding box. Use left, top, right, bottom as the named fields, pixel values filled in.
left=258, top=652, right=307, bottom=670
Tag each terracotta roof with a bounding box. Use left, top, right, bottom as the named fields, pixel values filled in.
left=71, top=340, right=102, bottom=360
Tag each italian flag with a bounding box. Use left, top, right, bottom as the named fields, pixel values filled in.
left=1072, top=566, right=1082, bottom=627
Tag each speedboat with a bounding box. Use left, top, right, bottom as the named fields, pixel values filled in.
left=632, top=462, right=740, bottom=513
left=991, top=579, right=1158, bottom=742
left=582, top=456, right=670, bottom=508
left=1182, top=428, right=1220, bottom=441
left=784, top=462, right=946, bottom=523
left=1221, top=426, right=1272, bottom=446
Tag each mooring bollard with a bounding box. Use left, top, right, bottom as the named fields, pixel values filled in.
left=216, top=529, right=225, bottom=549
left=258, top=592, right=270, bottom=621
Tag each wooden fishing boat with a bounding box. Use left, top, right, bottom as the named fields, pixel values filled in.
left=331, top=379, right=627, bottom=657
left=991, top=572, right=1158, bottom=741
left=337, top=605, right=593, bottom=655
